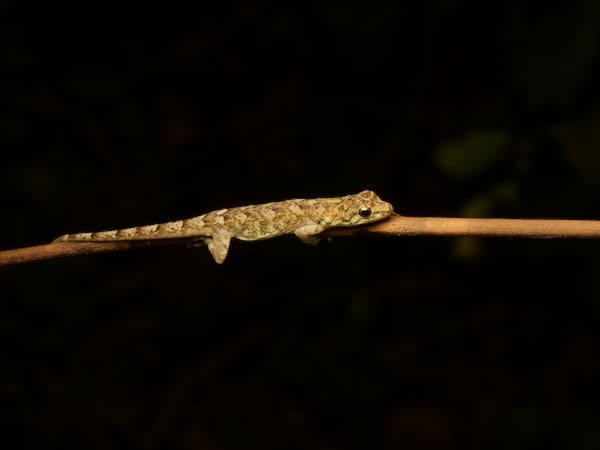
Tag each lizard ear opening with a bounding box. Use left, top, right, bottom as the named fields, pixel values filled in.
left=359, top=207, right=371, bottom=218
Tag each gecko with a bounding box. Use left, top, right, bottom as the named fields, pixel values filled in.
left=54, top=190, right=394, bottom=264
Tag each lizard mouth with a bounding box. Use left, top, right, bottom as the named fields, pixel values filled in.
left=372, top=201, right=394, bottom=218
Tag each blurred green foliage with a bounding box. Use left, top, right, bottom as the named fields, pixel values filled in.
left=434, top=129, right=510, bottom=180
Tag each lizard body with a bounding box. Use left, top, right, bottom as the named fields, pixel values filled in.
left=54, top=190, right=393, bottom=263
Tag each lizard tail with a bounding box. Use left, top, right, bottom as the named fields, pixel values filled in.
left=53, top=229, right=141, bottom=242
left=53, top=220, right=196, bottom=243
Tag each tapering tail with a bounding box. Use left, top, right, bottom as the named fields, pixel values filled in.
left=53, top=219, right=202, bottom=242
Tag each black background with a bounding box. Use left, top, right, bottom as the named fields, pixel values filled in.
left=3, top=1, right=600, bottom=449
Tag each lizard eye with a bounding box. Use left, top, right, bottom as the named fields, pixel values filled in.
left=358, top=207, right=371, bottom=218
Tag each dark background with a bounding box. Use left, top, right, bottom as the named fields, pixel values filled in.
left=2, top=1, right=600, bottom=449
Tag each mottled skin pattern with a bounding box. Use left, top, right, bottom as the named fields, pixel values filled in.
left=54, top=190, right=394, bottom=263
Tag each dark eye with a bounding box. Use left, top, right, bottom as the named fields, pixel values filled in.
left=359, top=207, right=371, bottom=218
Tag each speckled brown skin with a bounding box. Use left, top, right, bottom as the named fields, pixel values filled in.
left=54, top=190, right=394, bottom=263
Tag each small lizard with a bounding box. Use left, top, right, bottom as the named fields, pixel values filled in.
left=54, top=190, right=394, bottom=263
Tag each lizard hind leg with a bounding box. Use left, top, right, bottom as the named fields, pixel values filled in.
left=205, top=228, right=232, bottom=264
left=294, top=223, right=325, bottom=245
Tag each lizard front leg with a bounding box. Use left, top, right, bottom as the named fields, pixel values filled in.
left=294, top=223, right=326, bottom=245
left=205, top=227, right=233, bottom=264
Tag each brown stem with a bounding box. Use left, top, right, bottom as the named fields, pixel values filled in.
left=0, top=240, right=169, bottom=267
left=2, top=213, right=600, bottom=267
left=322, top=213, right=600, bottom=238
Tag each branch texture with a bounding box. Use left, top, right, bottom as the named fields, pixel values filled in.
left=2, top=213, right=600, bottom=267
left=322, top=213, right=600, bottom=238
left=0, top=240, right=171, bottom=267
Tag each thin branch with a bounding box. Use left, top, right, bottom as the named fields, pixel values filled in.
left=322, top=213, right=600, bottom=238
left=2, top=213, right=600, bottom=267
left=0, top=240, right=173, bottom=267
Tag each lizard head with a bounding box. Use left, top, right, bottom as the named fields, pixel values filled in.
left=334, top=190, right=394, bottom=226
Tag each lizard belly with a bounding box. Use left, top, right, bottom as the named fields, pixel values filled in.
left=234, top=228, right=287, bottom=241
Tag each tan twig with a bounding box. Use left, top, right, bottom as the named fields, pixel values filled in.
left=2, top=213, right=600, bottom=267
left=0, top=240, right=173, bottom=267
left=321, top=213, right=600, bottom=238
